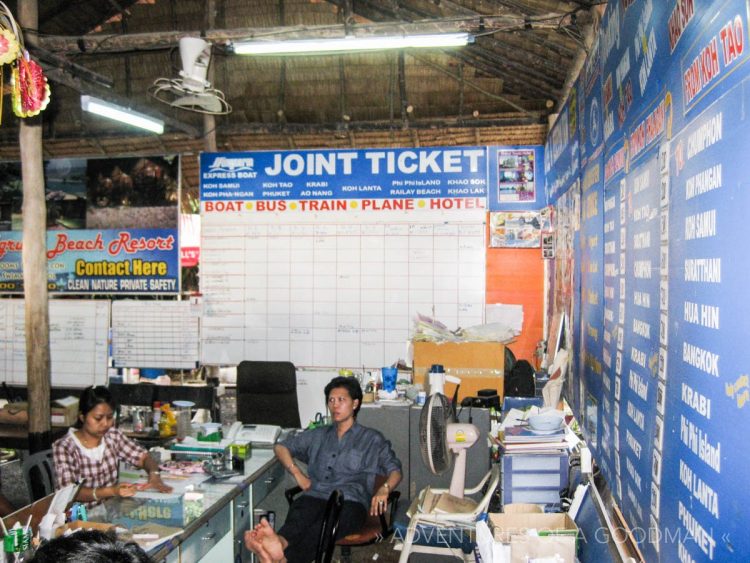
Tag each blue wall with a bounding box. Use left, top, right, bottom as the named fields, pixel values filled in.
left=545, top=1, right=750, bottom=560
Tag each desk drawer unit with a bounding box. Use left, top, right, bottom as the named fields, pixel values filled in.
left=180, top=503, right=231, bottom=562
left=233, top=486, right=252, bottom=563
left=252, top=462, right=284, bottom=505
left=233, top=486, right=252, bottom=535
left=501, top=453, right=568, bottom=508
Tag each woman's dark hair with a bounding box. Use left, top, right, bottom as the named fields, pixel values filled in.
left=29, top=530, right=152, bottom=563
left=324, top=376, right=363, bottom=417
left=75, top=386, right=117, bottom=428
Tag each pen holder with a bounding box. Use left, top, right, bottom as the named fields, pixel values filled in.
left=3, top=527, right=30, bottom=554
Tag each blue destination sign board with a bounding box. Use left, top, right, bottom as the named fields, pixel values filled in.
left=200, top=147, right=488, bottom=203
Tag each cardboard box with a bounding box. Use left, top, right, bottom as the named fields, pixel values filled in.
left=503, top=503, right=543, bottom=514
left=55, top=520, right=115, bottom=536
left=412, top=341, right=505, bottom=401
left=5, top=400, right=79, bottom=427
left=489, top=512, right=578, bottom=563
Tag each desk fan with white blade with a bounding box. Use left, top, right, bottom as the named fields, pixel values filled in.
left=420, top=391, right=479, bottom=498
left=150, top=37, right=232, bottom=115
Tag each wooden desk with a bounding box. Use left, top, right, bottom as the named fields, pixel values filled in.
left=0, top=425, right=67, bottom=450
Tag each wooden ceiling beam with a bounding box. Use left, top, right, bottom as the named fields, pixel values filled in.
left=392, top=0, right=569, bottom=83
left=217, top=114, right=545, bottom=136
left=36, top=17, right=552, bottom=54
left=337, top=1, right=559, bottom=98
left=446, top=50, right=558, bottom=100
left=343, top=0, right=563, bottom=97
left=408, top=53, right=538, bottom=114
left=37, top=0, right=140, bottom=35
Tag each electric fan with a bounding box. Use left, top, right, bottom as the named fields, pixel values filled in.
left=419, top=392, right=479, bottom=498
left=149, top=37, right=232, bottom=115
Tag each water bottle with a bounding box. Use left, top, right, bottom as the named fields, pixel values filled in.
left=132, top=408, right=144, bottom=433
left=152, top=401, right=162, bottom=432
left=428, top=364, right=446, bottom=395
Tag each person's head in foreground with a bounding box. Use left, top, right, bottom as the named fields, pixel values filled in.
left=29, top=529, right=153, bottom=563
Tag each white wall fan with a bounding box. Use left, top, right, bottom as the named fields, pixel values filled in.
left=150, top=37, right=231, bottom=115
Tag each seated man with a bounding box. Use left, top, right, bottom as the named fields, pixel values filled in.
left=245, top=376, right=401, bottom=563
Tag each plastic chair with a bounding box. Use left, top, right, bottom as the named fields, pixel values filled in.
left=395, top=464, right=500, bottom=562
left=285, top=476, right=400, bottom=563
left=22, top=449, right=56, bottom=501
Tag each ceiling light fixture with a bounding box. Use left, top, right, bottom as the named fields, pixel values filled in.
left=233, top=32, right=473, bottom=55
left=80, top=95, right=165, bottom=134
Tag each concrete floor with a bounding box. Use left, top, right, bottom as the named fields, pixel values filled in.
left=0, top=457, right=30, bottom=510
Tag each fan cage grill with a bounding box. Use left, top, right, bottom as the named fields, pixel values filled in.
left=419, top=393, right=452, bottom=475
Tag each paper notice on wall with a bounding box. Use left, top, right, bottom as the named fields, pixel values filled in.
left=485, top=304, right=524, bottom=334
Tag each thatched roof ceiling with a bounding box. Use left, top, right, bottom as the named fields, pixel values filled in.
left=0, top=0, right=597, bottom=164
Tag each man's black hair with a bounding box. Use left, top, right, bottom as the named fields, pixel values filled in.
left=324, top=376, right=363, bottom=417
left=30, top=530, right=152, bottom=563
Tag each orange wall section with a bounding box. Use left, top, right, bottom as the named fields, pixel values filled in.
left=486, top=244, right=544, bottom=362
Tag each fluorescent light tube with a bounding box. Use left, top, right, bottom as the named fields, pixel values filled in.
left=234, top=33, right=472, bottom=55
left=80, top=95, right=165, bottom=134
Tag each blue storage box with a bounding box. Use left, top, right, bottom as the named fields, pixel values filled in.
left=501, top=452, right=568, bottom=509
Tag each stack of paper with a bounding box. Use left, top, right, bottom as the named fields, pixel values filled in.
left=420, top=488, right=478, bottom=514
left=499, top=424, right=568, bottom=453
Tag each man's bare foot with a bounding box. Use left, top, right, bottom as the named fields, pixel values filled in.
left=244, top=519, right=286, bottom=562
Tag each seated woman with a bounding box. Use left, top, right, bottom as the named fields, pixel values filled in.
left=53, top=386, right=171, bottom=504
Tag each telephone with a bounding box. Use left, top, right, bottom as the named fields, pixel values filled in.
left=225, top=421, right=281, bottom=445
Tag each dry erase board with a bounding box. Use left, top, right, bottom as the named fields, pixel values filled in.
left=0, top=299, right=110, bottom=387
left=111, top=300, right=200, bottom=369
left=199, top=147, right=489, bottom=368
left=200, top=216, right=486, bottom=368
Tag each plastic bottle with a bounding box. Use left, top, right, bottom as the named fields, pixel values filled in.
left=160, top=404, right=177, bottom=437
left=132, top=407, right=144, bottom=433
left=152, top=401, right=162, bottom=433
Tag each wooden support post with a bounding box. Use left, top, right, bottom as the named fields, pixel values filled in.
left=18, top=0, right=52, bottom=453
left=203, top=0, right=218, bottom=153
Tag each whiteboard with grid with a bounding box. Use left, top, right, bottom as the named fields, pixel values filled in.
left=0, top=299, right=110, bottom=386
left=200, top=208, right=485, bottom=368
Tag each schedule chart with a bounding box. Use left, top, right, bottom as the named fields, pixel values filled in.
left=112, top=300, right=201, bottom=369
left=0, top=300, right=110, bottom=386
left=200, top=213, right=486, bottom=367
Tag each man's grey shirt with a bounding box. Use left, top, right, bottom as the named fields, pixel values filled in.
left=280, top=421, right=402, bottom=508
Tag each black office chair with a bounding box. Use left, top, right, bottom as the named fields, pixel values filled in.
left=316, top=489, right=344, bottom=563
left=236, top=361, right=301, bottom=428
left=286, top=476, right=400, bottom=563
